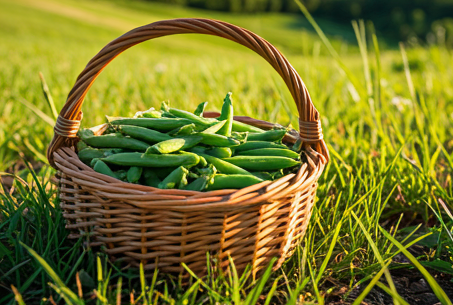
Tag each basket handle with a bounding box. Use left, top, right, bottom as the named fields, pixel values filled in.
left=47, top=18, right=328, bottom=167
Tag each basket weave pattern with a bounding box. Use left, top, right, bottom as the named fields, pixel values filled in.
left=47, top=18, right=329, bottom=276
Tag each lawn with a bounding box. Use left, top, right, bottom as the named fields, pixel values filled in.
left=0, top=0, right=452, bottom=304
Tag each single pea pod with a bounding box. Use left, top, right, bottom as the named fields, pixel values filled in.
left=90, top=157, right=101, bottom=168
left=231, top=121, right=265, bottom=133
left=237, top=148, right=300, bottom=159
left=234, top=141, right=288, bottom=153
left=223, top=156, right=301, bottom=171
left=81, top=133, right=150, bottom=152
left=251, top=172, right=273, bottom=180
left=178, top=151, right=202, bottom=167
left=201, top=120, right=226, bottom=134
left=158, top=166, right=189, bottom=189
left=206, top=174, right=263, bottom=190
left=198, top=153, right=250, bottom=175
left=205, top=147, right=232, bottom=158
left=194, top=101, right=208, bottom=116
left=292, top=138, right=303, bottom=152
left=189, top=146, right=206, bottom=154
left=168, top=123, right=196, bottom=136
left=93, top=160, right=118, bottom=179
left=198, top=133, right=240, bottom=147
left=127, top=166, right=143, bottom=183
left=143, top=169, right=162, bottom=187
left=101, top=152, right=199, bottom=167
left=77, top=140, right=88, bottom=151
left=247, top=129, right=287, bottom=142
left=184, top=176, right=210, bottom=191
left=198, top=155, right=208, bottom=167
left=146, top=136, right=202, bottom=154
left=78, top=148, right=107, bottom=164
left=78, top=148, right=123, bottom=164
left=217, top=92, right=233, bottom=136
left=134, top=108, right=162, bottom=118
left=78, top=128, right=95, bottom=140
left=118, top=125, right=172, bottom=144
left=110, top=118, right=192, bottom=131
left=168, top=108, right=216, bottom=127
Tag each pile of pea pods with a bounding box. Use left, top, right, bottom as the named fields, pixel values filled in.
left=76, top=93, right=303, bottom=191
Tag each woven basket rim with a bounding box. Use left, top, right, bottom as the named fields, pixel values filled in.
left=55, top=116, right=327, bottom=210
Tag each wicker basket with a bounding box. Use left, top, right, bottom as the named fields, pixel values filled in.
left=47, top=18, right=329, bottom=277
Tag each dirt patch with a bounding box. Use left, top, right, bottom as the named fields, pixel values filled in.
left=326, top=267, right=453, bottom=305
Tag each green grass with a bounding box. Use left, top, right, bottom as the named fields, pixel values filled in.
left=1, top=0, right=453, bottom=304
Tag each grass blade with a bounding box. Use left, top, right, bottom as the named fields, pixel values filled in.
left=379, top=226, right=453, bottom=305
left=39, top=72, right=58, bottom=120
left=19, top=242, right=83, bottom=305
left=351, top=212, right=399, bottom=305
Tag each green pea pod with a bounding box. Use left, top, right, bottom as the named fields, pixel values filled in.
left=77, top=140, right=88, bottom=151
left=292, top=138, right=303, bottom=152
left=161, top=101, right=170, bottom=112
left=90, top=158, right=100, bottom=168
left=194, top=101, right=208, bottom=116
left=158, top=166, right=189, bottom=189
left=168, top=108, right=216, bottom=127
left=201, top=120, right=226, bottom=134
left=223, top=156, right=301, bottom=171
left=143, top=169, right=162, bottom=187
left=110, top=118, right=192, bottom=131
left=205, top=147, right=232, bottom=158
left=146, top=138, right=185, bottom=154
left=184, top=164, right=217, bottom=191
left=196, top=164, right=217, bottom=177
left=218, top=92, right=233, bottom=136
left=78, top=147, right=123, bottom=164
left=118, top=125, right=172, bottom=144
left=78, top=148, right=106, bottom=164
left=78, top=128, right=95, bottom=140
left=246, top=129, right=287, bottom=142
left=168, top=124, right=196, bottom=136
left=198, top=153, right=250, bottom=175
left=237, top=148, right=300, bottom=159
left=134, top=108, right=162, bottom=118
left=81, top=133, right=150, bottom=151
left=127, top=166, right=143, bottom=183
left=189, top=146, right=206, bottom=154
left=101, top=152, right=199, bottom=167
left=184, top=176, right=210, bottom=191
left=146, top=136, right=202, bottom=154
left=198, top=133, right=240, bottom=147
left=178, top=151, right=202, bottom=168
left=103, top=148, right=124, bottom=157
left=155, top=167, right=177, bottom=179
left=206, top=174, right=263, bottom=190
left=231, top=121, right=265, bottom=133
left=93, top=160, right=118, bottom=179
left=231, top=132, right=248, bottom=143
left=251, top=172, right=273, bottom=180
left=234, top=141, right=288, bottom=153
left=198, top=155, right=208, bottom=167
left=115, top=170, right=128, bottom=181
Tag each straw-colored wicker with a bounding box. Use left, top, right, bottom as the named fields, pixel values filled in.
left=47, top=18, right=329, bottom=277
